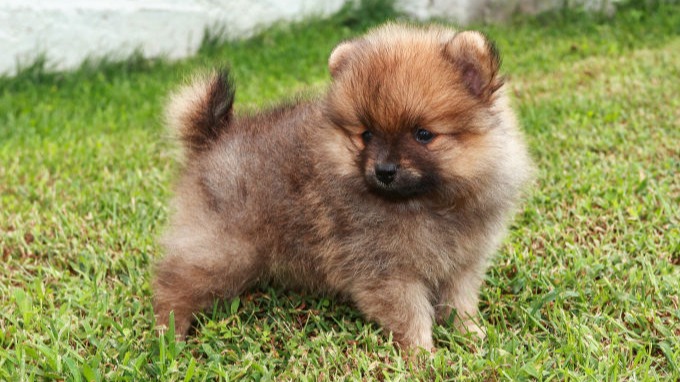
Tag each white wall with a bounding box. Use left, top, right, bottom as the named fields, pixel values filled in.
left=0, top=0, right=615, bottom=76
left=0, top=0, right=346, bottom=75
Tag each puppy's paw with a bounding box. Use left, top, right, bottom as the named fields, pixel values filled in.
left=396, top=333, right=435, bottom=353
left=459, top=320, right=486, bottom=340
left=154, top=309, right=192, bottom=341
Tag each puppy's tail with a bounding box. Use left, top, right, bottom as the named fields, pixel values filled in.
left=166, top=69, right=235, bottom=156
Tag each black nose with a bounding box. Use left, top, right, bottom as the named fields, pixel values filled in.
left=375, top=163, right=398, bottom=185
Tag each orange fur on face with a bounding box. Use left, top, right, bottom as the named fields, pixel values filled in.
left=324, top=25, right=522, bottom=204
left=153, top=23, right=532, bottom=350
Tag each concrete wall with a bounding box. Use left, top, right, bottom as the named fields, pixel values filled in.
left=400, top=0, right=615, bottom=24
left=0, top=0, right=615, bottom=76
left=0, top=0, right=346, bottom=75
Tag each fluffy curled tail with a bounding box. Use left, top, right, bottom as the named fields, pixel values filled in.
left=166, top=69, right=235, bottom=156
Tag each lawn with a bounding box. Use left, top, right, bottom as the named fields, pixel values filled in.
left=1, top=1, right=678, bottom=380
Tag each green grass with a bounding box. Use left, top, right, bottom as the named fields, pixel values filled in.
left=1, top=2, right=679, bottom=380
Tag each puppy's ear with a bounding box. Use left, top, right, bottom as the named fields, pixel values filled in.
left=443, top=31, right=503, bottom=100
left=329, top=41, right=355, bottom=78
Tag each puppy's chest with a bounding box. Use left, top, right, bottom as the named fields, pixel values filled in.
left=321, top=207, right=464, bottom=279
left=266, top=196, right=467, bottom=290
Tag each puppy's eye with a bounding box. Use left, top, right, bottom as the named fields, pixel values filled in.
left=414, top=128, right=435, bottom=144
left=361, top=130, right=373, bottom=143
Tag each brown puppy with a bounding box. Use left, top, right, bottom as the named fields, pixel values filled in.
left=153, top=23, right=532, bottom=350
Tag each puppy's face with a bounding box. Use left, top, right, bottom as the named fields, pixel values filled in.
left=357, top=126, right=440, bottom=200
left=325, top=24, right=508, bottom=202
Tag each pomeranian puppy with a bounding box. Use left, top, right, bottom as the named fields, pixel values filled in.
left=153, top=23, right=532, bottom=350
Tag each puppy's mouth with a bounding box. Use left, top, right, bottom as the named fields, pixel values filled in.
left=365, top=172, right=434, bottom=201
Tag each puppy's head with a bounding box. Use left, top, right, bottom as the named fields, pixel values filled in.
left=325, top=24, right=523, bottom=203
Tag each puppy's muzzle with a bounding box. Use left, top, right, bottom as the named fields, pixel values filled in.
left=375, top=162, right=399, bottom=185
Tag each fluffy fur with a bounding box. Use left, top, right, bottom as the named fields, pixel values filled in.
left=153, top=23, right=532, bottom=350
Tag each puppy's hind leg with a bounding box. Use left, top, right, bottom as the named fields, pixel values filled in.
left=152, top=235, right=260, bottom=338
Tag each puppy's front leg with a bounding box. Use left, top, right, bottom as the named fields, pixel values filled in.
left=351, top=277, right=434, bottom=350
left=436, top=266, right=486, bottom=338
